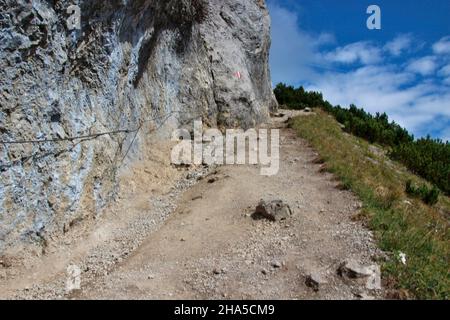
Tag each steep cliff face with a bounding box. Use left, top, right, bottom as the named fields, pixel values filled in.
left=0, top=0, right=277, bottom=251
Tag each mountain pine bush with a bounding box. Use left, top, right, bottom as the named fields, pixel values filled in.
left=274, top=83, right=450, bottom=196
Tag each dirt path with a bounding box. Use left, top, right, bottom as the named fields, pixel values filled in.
left=1, top=111, right=384, bottom=299
left=80, top=111, right=383, bottom=299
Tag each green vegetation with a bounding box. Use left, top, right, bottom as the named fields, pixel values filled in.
left=274, top=83, right=450, bottom=196
left=405, top=180, right=440, bottom=206
left=274, top=83, right=325, bottom=110
left=289, top=111, right=450, bottom=299
left=391, top=138, right=450, bottom=197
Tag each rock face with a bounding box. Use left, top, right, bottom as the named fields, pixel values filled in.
left=0, top=0, right=277, bottom=251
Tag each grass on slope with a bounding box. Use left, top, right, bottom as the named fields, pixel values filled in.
left=290, top=110, right=449, bottom=300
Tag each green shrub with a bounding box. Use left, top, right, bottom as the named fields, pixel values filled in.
left=274, top=82, right=450, bottom=196
left=405, top=180, right=440, bottom=205
left=273, top=83, right=324, bottom=110
left=391, top=138, right=450, bottom=196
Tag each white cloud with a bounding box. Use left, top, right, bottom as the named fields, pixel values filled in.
left=384, top=34, right=414, bottom=56
left=268, top=3, right=334, bottom=85
left=406, top=56, right=438, bottom=76
left=268, top=4, right=450, bottom=139
left=438, top=64, right=450, bottom=77
left=306, top=65, right=450, bottom=136
left=441, top=128, right=450, bottom=142
left=432, top=36, right=450, bottom=55
left=325, top=42, right=382, bottom=65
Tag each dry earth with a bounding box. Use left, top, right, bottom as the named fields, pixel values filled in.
left=0, top=111, right=385, bottom=299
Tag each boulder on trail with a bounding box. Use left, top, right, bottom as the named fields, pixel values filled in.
left=337, top=259, right=381, bottom=290
left=253, top=200, right=293, bottom=221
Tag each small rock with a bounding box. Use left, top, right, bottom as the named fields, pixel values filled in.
left=212, top=268, right=226, bottom=275
left=338, top=260, right=371, bottom=278
left=0, top=257, right=12, bottom=268
left=253, top=200, right=292, bottom=221
left=208, top=177, right=218, bottom=184
left=365, top=266, right=381, bottom=290
left=353, top=291, right=375, bottom=300
left=271, top=260, right=282, bottom=268
left=186, top=173, right=195, bottom=179
left=338, top=259, right=381, bottom=290
left=63, top=224, right=70, bottom=233
left=354, top=202, right=363, bottom=209
left=305, top=273, right=323, bottom=292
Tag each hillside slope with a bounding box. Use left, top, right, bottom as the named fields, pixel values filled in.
left=290, top=110, right=449, bottom=299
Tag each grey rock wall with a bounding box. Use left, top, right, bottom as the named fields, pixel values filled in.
left=0, top=0, right=277, bottom=251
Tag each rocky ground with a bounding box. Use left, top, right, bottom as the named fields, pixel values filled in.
left=0, top=111, right=385, bottom=299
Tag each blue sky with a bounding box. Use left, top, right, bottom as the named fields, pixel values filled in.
left=267, top=0, right=450, bottom=141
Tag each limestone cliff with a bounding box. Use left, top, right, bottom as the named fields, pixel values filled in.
left=0, top=0, right=277, bottom=251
